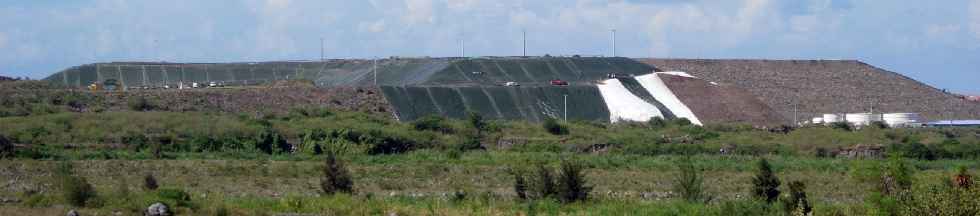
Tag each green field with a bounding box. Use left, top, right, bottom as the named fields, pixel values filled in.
left=2, top=80, right=979, bottom=215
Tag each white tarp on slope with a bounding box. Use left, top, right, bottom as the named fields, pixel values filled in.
left=635, top=72, right=704, bottom=125
left=596, top=78, right=665, bottom=122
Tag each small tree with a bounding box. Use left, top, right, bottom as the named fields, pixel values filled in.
left=557, top=160, right=592, bottom=203
left=320, top=151, right=353, bottom=194
left=782, top=181, right=812, bottom=215
left=674, top=158, right=711, bottom=203
left=752, top=159, right=781, bottom=204
left=143, top=174, right=159, bottom=191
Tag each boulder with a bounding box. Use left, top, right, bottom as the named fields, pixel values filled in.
left=145, top=202, right=171, bottom=216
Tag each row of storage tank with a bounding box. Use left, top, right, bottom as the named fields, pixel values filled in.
left=812, top=113, right=921, bottom=128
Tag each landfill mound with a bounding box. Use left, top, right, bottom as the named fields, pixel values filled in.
left=44, top=57, right=653, bottom=88
left=641, top=59, right=980, bottom=121
left=381, top=85, right=609, bottom=122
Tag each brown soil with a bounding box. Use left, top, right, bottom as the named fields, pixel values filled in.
left=658, top=74, right=786, bottom=126
left=641, top=59, right=980, bottom=121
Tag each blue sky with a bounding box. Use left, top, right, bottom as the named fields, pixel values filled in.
left=1, top=0, right=978, bottom=94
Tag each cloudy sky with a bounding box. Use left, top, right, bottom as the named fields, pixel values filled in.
left=1, top=0, right=978, bottom=93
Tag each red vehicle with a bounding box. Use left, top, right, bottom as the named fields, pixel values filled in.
left=550, top=80, right=569, bottom=86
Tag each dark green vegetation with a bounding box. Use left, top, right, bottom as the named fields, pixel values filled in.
left=2, top=80, right=980, bottom=215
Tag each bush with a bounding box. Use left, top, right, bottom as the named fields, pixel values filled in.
left=366, top=134, right=417, bottom=155
left=144, top=174, right=159, bottom=191
left=56, top=161, right=97, bottom=207
left=320, top=151, right=354, bottom=194
left=512, top=171, right=529, bottom=200
left=781, top=181, right=812, bottom=215
left=543, top=118, right=569, bottom=135
left=674, top=158, right=711, bottom=203
left=62, top=175, right=97, bottom=207
left=254, top=129, right=291, bottom=154
left=829, top=122, right=852, bottom=131
left=455, top=133, right=484, bottom=151
left=556, top=160, right=591, bottom=203
left=127, top=96, right=155, bottom=111
left=671, top=118, right=692, bottom=126
left=467, top=111, right=486, bottom=133
left=157, top=188, right=193, bottom=207
left=648, top=117, right=667, bottom=129
left=412, top=115, right=453, bottom=134
left=0, top=134, right=12, bottom=159
left=752, top=159, right=781, bottom=204
left=531, top=164, right=558, bottom=199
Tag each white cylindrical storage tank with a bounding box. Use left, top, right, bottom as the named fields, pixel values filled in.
left=882, top=113, right=920, bottom=128
left=822, top=114, right=843, bottom=124
left=812, top=117, right=824, bottom=125
left=845, top=113, right=881, bottom=126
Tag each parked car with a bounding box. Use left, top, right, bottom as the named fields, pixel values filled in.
left=504, top=82, right=520, bottom=87
left=550, top=80, right=569, bottom=86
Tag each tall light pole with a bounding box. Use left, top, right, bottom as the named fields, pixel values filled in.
left=373, top=57, right=378, bottom=86
left=522, top=29, right=527, bottom=57
left=611, top=29, right=617, bottom=57
left=320, top=37, right=324, bottom=61
left=563, top=94, right=568, bottom=122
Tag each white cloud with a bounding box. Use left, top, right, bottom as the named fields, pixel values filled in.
left=359, top=20, right=387, bottom=33
left=404, top=0, right=436, bottom=24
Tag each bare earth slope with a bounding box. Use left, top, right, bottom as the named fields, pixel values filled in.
left=641, top=59, right=980, bottom=121
left=657, top=73, right=786, bottom=126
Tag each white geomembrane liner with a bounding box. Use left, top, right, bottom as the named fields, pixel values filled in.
left=597, top=78, right=665, bottom=122
left=635, top=72, right=704, bottom=125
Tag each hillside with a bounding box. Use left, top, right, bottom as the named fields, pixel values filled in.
left=641, top=59, right=980, bottom=122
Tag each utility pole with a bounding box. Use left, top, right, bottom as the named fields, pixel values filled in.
left=320, top=37, right=324, bottom=61
left=373, top=57, right=378, bottom=86
left=793, top=103, right=798, bottom=125
left=564, top=94, right=568, bottom=122
left=611, top=29, right=617, bottom=57
left=522, top=29, right=527, bottom=57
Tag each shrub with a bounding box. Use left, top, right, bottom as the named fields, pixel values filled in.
left=752, top=159, right=781, bottom=204
left=455, top=133, right=484, bottom=151
left=254, top=129, right=291, bottom=154
left=556, top=160, right=591, bottom=203
left=648, top=117, right=667, bottom=129
left=953, top=166, right=973, bottom=189
left=366, top=134, right=417, bottom=155
left=157, top=188, right=193, bottom=207
left=467, top=111, right=486, bottom=133
left=127, top=96, right=155, bottom=111
left=829, top=122, right=852, bottom=131
left=674, top=158, right=711, bottom=203
left=0, top=134, right=12, bottom=159
left=671, top=118, right=692, bottom=126
left=144, top=174, right=159, bottom=191
left=62, top=175, right=97, bottom=207
left=543, top=118, right=569, bottom=135
left=512, top=171, right=529, bottom=200
left=56, top=162, right=97, bottom=207
left=320, top=151, right=354, bottom=194
left=412, top=115, right=453, bottom=134
left=781, top=181, right=812, bottom=215
left=532, top=164, right=558, bottom=199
